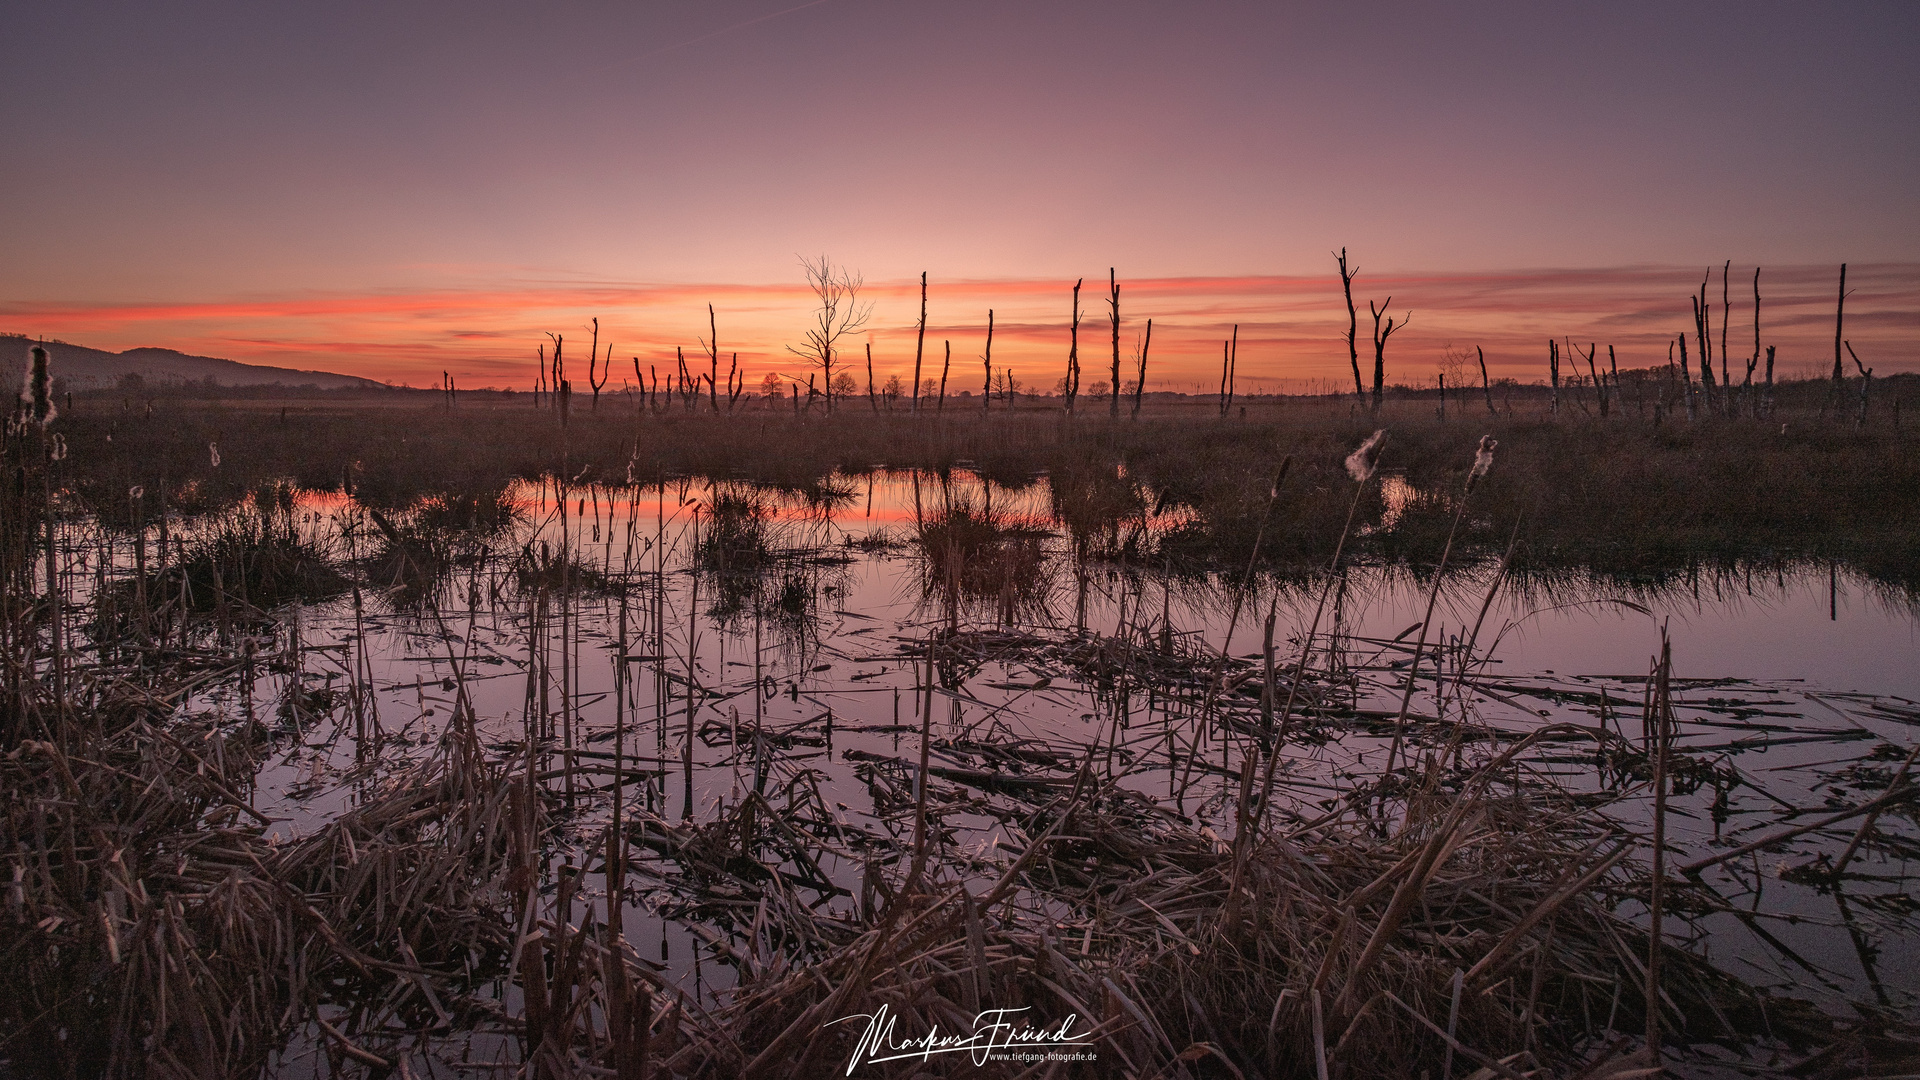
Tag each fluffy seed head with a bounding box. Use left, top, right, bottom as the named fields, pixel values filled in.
left=1344, top=429, right=1387, bottom=483
left=23, top=345, right=55, bottom=428
left=1466, top=434, right=1497, bottom=493
left=209, top=442, right=221, bottom=468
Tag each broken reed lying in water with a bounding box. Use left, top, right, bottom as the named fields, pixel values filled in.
left=3, top=614, right=1903, bottom=1079
left=1, top=424, right=1915, bottom=1079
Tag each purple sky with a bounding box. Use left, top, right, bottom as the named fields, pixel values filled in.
left=4, top=1, right=1915, bottom=383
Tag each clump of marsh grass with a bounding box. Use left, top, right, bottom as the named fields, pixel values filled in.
left=917, top=491, right=1053, bottom=620
left=698, top=488, right=779, bottom=572
left=361, top=486, right=518, bottom=603
left=158, top=489, right=347, bottom=613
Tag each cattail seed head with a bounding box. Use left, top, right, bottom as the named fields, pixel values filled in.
left=129, top=485, right=144, bottom=500
left=1344, top=428, right=1387, bottom=483
left=209, top=442, right=221, bottom=468
left=1465, top=434, right=1497, bottom=493
left=48, top=433, right=67, bottom=461
left=23, top=345, right=55, bottom=428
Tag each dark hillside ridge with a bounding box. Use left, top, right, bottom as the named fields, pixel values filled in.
left=3, top=334, right=388, bottom=392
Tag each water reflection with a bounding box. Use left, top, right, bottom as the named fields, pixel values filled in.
left=102, top=467, right=1920, bottom=1022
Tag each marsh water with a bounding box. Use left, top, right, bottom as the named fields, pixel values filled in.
left=123, top=469, right=1920, bottom=1055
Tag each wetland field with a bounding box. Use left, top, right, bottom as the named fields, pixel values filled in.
left=3, top=379, right=1918, bottom=1079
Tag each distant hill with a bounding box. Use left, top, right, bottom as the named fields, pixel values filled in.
left=3, top=334, right=389, bottom=392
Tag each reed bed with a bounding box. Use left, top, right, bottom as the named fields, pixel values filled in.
left=3, top=386, right=1917, bottom=1079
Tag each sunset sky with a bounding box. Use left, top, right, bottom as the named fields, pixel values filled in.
left=4, top=2, right=1915, bottom=389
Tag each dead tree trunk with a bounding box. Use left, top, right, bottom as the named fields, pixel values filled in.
left=1132, top=318, right=1152, bottom=419
left=1678, top=335, right=1696, bottom=421
left=1478, top=346, right=1495, bottom=415
left=1368, top=299, right=1404, bottom=414
left=866, top=343, right=878, bottom=413
left=983, top=310, right=994, bottom=415
left=1109, top=268, right=1122, bottom=420
left=588, top=318, right=607, bottom=410
left=1692, top=292, right=1718, bottom=417
left=1764, top=345, right=1775, bottom=419
left=1337, top=248, right=1363, bottom=399
left=912, top=272, right=927, bottom=415
left=937, top=340, right=950, bottom=412
left=1828, top=264, right=1848, bottom=417
left=1847, top=342, right=1872, bottom=429
left=1548, top=339, right=1560, bottom=416
left=1217, top=326, right=1238, bottom=419
left=1720, top=261, right=1731, bottom=400
left=708, top=306, right=721, bottom=412
left=1582, top=342, right=1608, bottom=418
left=1065, top=280, right=1081, bottom=414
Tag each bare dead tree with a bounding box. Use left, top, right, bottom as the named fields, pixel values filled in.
left=937, top=340, right=950, bottom=412
left=1132, top=318, right=1152, bottom=419
left=982, top=310, right=994, bottom=415
left=1217, top=326, right=1238, bottom=419
left=788, top=258, right=873, bottom=415
left=1764, top=345, right=1776, bottom=419
left=1477, top=346, right=1495, bottom=415
left=1847, top=341, right=1872, bottom=428
left=1368, top=298, right=1406, bottom=413
left=1109, top=268, right=1121, bottom=419
left=1065, top=280, right=1082, bottom=413
left=866, top=342, right=878, bottom=414
left=1744, top=267, right=1761, bottom=416
left=1580, top=342, right=1608, bottom=418
left=911, top=272, right=927, bottom=414
left=1609, top=345, right=1620, bottom=419
left=1337, top=249, right=1363, bottom=399
left=699, top=305, right=721, bottom=412
left=547, top=333, right=570, bottom=423
left=1677, top=335, right=1696, bottom=421
left=587, top=318, right=609, bottom=410
left=1720, top=260, right=1731, bottom=397
left=1831, top=263, right=1849, bottom=401
left=1548, top=339, right=1560, bottom=416
left=1691, top=290, right=1718, bottom=417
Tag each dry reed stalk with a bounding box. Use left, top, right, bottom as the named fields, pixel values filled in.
left=1646, top=634, right=1672, bottom=1064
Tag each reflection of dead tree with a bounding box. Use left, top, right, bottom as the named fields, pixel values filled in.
left=787, top=257, right=873, bottom=415
left=1368, top=298, right=1407, bottom=414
